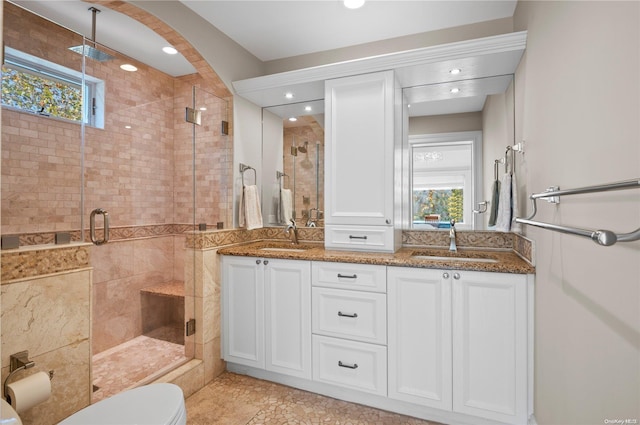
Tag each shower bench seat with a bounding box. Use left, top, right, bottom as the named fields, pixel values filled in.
left=140, top=281, right=186, bottom=345
left=140, top=281, right=185, bottom=299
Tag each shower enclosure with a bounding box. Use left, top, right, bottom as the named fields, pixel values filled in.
left=1, top=2, right=231, bottom=402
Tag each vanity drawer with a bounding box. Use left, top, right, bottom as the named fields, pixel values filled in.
left=312, top=335, right=387, bottom=396
left=312, top=262, right=386, bottom=292
left=325, top=225, right=395, bottom=252
left=312, top=287, right=386, bottom=344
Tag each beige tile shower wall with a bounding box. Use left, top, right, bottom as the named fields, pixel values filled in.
left=92, top=235, right=177, bottom=354
left=173, top=74, right=234, bottom=229
left=283, top=121, right=325, bottom=221
left=2, top=4, right=85, bottom=235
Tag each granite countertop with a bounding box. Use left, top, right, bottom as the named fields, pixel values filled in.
left=218, top=241, right=535, bottom=274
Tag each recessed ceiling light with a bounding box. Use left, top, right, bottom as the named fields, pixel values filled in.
left=162, top=46, right=178, bottom=55
left=304, top=106, right=312, bottom=112
left=120, top=64, right=137, bottom=72
left=450, top=88, right=460, bottom=93
left=289, top=117, right=297, bottom=122
left=285, top=92, right=294, bottom=99
left=344, top=0, right=365, bottom=9
left=449, top=68, right=462, bottom=75
left=124, top=125, right=132, bottom=129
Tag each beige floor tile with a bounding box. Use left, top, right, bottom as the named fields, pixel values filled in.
left=186, top=372, right=440, bottom=425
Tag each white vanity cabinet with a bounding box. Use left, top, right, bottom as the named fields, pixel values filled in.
left=388, top=266, right=533, bottom=425
left=324, top=70, right=401, bottom=253
left=221, top=256, right=312, bottom=379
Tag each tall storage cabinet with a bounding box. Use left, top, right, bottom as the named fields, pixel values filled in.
left=324, top=70, right=401, bottom=252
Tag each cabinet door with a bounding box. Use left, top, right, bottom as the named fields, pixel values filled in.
left=325, top=71, right=395, bottom=226
left=387, top=267, right=452, bottom=410
left=452, top=271, right=528, bottom=424
left=222, top=256, right=265, bottom=369
left=264, top=259, right=312, bottom=379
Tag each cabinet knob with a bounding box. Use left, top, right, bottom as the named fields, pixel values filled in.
left=256, top=260, right=261, bottom=265
left=442, top=272, right=449, bottom=279
left=263, top=260, right=269, bottom=265
left=453, top=272, right=460, bottom=280
left=385, top=219, right=391, bottom=225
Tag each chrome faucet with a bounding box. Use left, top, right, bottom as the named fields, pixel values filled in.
left=306, top=208, right=318, bottom=227
left=449, top=219, right=457, bottom=252
left=285, top=219, right=299, bottom=245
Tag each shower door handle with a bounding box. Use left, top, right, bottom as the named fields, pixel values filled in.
left=90, top=208, right=110, bottom=245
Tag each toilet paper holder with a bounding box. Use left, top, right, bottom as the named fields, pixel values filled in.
left=3, top=351, right=53, bottom=401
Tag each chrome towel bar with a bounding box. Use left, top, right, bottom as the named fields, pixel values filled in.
left=515, top=178, right=640, bottom=246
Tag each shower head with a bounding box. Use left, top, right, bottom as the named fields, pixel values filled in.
left=69, top=7, right=115, bottom=62
left=69, top=44, right=115, bottom=62
left=297, top=141, right=309, bottom=154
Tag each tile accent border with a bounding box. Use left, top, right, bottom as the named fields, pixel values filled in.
left=186, top=227, right=325, bottom=249
left=2, top=226, right=533, bottom=282
left=402, top=230, right=514, bottom=249
left=1, top=243, right=92, bottom=282
left=513, top=233, right=534, bottom=264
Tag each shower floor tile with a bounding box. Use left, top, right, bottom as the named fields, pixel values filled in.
left=186, top=372, right=442, bottom=425
left=92, top=333, right=187, bottom=402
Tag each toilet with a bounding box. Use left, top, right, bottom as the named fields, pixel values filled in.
left=1, top=397, right=23, bottom=425
left=2, top=383, right=186, bottom=425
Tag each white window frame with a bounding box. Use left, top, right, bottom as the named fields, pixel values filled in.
left=409, top=131, right=483, bottom=230
left=2, top=46, right=105, bottom=129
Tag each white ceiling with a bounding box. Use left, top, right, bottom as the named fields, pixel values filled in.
left=11, top=0, right=520, bottom=117
left=11, top=0, right=517, bottom=76
left=179, top=1, right=518, bottom=62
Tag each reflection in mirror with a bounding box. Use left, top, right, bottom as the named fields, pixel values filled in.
left=262, top=100, right=325, bottom=227
left=410, top=133, right=481, bottom=231
left=405, top=75, right=515, bottom=231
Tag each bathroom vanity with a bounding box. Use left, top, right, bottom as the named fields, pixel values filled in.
left=219, top=242, right=534, bottom=425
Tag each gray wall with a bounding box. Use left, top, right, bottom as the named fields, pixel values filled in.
left=514, top=1, right=639, bottom=424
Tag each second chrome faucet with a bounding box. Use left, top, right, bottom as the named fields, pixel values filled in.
left=449, top=219, right=457, bottom=252
left=285, top=219, right=299, bottom=245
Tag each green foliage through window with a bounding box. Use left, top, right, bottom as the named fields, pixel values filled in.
left=413, top=188, right=464, bottom=223
left=2, top=64, right=83, bottom=121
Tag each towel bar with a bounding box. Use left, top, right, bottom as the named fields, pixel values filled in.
left=515, top=178, right=640, bottom=246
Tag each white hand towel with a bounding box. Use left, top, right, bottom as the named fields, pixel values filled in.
left=240, top=185, right=263, bottom=230
left=494, top=173, right=513, bottom=232
left=510, top=172, right=522, bottom=233
left=280, top=188, right=293, bottom=225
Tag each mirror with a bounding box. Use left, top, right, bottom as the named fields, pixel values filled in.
left=404, top=74, right=515, bottom=230
left=262, top=100, right=325, bottom=227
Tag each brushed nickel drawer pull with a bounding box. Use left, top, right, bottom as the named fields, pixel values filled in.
left=338, top=361, right=358, bottom=369
left=337, top=273, right=357, bottom=279
left=349, top=235, right=367, bottom=240
left=338, top=311, right=358, bottom=318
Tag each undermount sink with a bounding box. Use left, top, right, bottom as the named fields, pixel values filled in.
left=412, top=255, right=498, bottom=263
left=259, top=247, right=308, bottom=252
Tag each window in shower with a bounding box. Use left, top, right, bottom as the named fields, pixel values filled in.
left=1, top=47, right=105, bottom=128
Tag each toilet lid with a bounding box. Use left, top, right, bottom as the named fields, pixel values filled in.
left=58, top=383, right=186, bottom=425
left=1, top=398, right=23, bottom=425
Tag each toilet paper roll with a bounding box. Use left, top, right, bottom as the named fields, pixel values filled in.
left=6, top=371, right=51, bottom=413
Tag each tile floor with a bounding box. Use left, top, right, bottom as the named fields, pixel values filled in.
left=186, top=372, right=441, bottom=425
left=92, top=332, right=187, bottom=402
